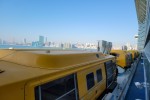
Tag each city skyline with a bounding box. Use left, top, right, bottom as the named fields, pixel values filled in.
left=0, top=35, right=137, bottom=50
left=0, top=35, right=137, bottom=45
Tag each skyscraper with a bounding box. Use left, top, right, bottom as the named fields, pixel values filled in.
left=45, top=37, right=47, bottom=43
left=39, top=36, right=44, bottom=46
left=0, top=38, right=2, bottom=44
left=24, top=38, right=27, bottom=44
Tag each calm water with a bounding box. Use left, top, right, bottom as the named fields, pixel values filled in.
left=0, top=44, right=54, bottom=49
left=0, top=45, right=97, bottom=51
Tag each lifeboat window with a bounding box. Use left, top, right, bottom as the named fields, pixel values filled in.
left=96, top=54, right=99, bottom=58
left=34, top=74, right=78, bottom=100
left=110, top=53, right=119, bottom=57
left=96, top=69, right=102, bottom=82
left=86, top=72, right=95, bottom=90
left=105, top=61, right=115, bottom=87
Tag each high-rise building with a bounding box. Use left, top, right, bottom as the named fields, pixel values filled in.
left=24, top=38, right=27, bottom=44
left=122, top=45, right=127, bottom=50
left=63, top=43, right=72, bottom=49
left=45, top=37, right=47, bottom=43
left=0, top=38, right=2, bottom=44
left=85, top=43, right=96, bottom=49
left=39, top=36, right=44, bottom=46
left=126, top=42, right=132, bottom=50
left=32, top=41, right=39, bottom=47
left=60, top=43, right=64, bottom=48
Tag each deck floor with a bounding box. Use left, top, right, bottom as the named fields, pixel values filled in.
left=125, top=59, right=145, bottom=100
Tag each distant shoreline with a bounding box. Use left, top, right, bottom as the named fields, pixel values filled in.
left=0, top=45, right=97, bottom=52
left=0, top=44, right=51, bottom=49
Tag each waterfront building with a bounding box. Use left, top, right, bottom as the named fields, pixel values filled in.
left=75, top=43, right=85, bottom=49
left=59, top=43, right=64, bottom=48
left=63, top=43, right=72, bottom=49
left=2, top=40, right=8, bottom=45
left=0, top=39, right=2, bottom=44
left=39, top=36, right=44, bottom=46
left=32, top=41, right=39, bottom=47
left=122, top=45, right=127, bottom=50
left=45, top=37, right=47, bottom=43
left=24, top=38, right=27, bottom=45
left=85, top=43, right=97, bottom=49
left=72, top=44, right=78, bottom=48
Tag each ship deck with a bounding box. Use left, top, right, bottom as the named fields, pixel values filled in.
left=103, top=57, right=146, bottom=100
left=125, top=59, right=145, bottom=100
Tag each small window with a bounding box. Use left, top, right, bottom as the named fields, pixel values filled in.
left=105, top=60, right=115, bottom=87
left=86, top=72, right=95, bottom=90
left=110, top=53, right=119, bottom=57
left=96, top=69, right=102, bottom=82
